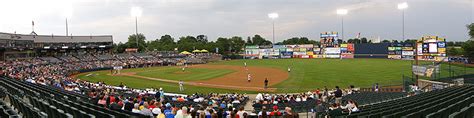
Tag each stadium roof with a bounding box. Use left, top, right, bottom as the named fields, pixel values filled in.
left=0, top=32, right=113, bottom=43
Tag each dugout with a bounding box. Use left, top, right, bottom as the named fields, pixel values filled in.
left=354, top=43, right=389, bottom=58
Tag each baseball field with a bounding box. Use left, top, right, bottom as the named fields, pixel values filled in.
left=76, top=59, right=474, bottom=94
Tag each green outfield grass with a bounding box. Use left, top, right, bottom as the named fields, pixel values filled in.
left=211, top=59, right=413, bottom=93
left=77, top=59, right=474, bottom=93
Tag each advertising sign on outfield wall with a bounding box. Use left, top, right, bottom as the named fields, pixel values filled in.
left=324, top=48, right=341, bottom=54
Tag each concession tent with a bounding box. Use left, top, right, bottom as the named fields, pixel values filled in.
left=200, top=49, right=209, bottom=53
left=180, top=51, right=192, bottom=55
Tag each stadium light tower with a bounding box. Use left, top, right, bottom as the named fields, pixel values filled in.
left=131, top=7, right=143, bottom=49
left=268, top=13, right=279, bottom=44
left=64, top=7, right=73, bottom=36
left=398, top=2, right=408, bottom=41
left=337, top=9, right=348, bottom=41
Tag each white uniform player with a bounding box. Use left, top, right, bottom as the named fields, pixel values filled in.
left=247, top=73, right=251, bottom=82
left=179, top=81, right=184, bottom=91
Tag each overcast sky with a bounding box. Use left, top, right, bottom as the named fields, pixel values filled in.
left=0, top=0, right=473, bottom=43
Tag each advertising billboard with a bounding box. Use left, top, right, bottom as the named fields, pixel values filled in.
left=402, top=51, right=414, bottom=56
left=325, top=48, right=341, bottom=54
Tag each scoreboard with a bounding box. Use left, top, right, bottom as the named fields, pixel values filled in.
left=320, top=32, right=339, bottom=47
left=417, top=36, right=446, bottom=61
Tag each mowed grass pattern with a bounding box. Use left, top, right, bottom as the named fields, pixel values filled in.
left=136, top=67, right=235, bottom=81
left=76, top=66, right=253, bottom=94
left=210, top=59, right=413, bottom=93
left=77, top=59, right=474, bottom=93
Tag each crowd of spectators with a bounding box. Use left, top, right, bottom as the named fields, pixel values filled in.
left=0, top=52, right=257, bottom=118
left=252, top=86, right=360, bottom=117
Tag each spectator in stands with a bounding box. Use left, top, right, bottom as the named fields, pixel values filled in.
left=334, top=86, right=343, bottom=104
left=109, top=101, right=121, bottom=111
left=174, top=106, right=191, bottom=118
left=236, top=107, right=247, bottom=118
left=283, top=107, right=298, bottom=118
left=328, top=103, right=342, bottom=117
left=132, top=103, right=141, bottom=113
left=258, top=106, right=269, bottom=118
left=270, top=106, right=281, bottom=116
left=314, top=102, right=326, bottom=117
left=341, top=100, right=359, bottom=113
left=164, top=105, right=176, bottom=118
left=140, top=102, right=154, bottom=117
left=157, top=109, right=166, bottom=118
left=216, top=108, right=224, bottom=118
left=374, top=83, right=379, bottom=92
left=124, top=98, right=134, bottom=111
left=322, top=86, right=329, bottom=102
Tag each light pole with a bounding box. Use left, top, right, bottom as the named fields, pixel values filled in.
left=131, top=7, right=143, bottom=49
left=268, top=13, right=279, bottom=44
left=336, top=9, right=348, bottom=41
left=398, top=2, right=408, bottom=41
left=64, top=7, right=73, bottom=36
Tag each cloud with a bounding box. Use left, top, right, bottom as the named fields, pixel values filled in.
left=0, top=0, right=471, bottom=43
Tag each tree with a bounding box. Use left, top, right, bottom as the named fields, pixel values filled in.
left=447, top=47, right=463, bottom=56
left=215, top=37, right=230, bottom=54
left=229, top=36, right=245, bottom=53
left=251, top=35, right=272, bottom=46
left=309, top=40, right=320, bottom=45
left=347, top=39, right=354, bottom=43
left=462, top=40, right=474, bottom=63
left=147, top=34, right=176, bottom=51
left=360, top=38, right=368, bottom=43
left=113, top=42, right=128, bottom=53
left=382, top=40, right=391, bottom=43
left=468, top=23, right=474, bottom=38
left=403, top=39, right=417, bottom=44
left=125, top=33, right=147, bottom=52
left=465, top=23, right=474, bottom=63
left=196, top=35, right=208, bottom=43
left=177, top=36, right=198, bottom=51
left=246, top=36, right=253, bottom=45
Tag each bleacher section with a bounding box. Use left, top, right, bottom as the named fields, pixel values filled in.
left=133, top=53, right=154, bottom=59
left=253, top=99, right=317, bottom=114
left=40, top=57, right=62, bottom=63
left=0, top=77, right=148, bottom=118
left=96, top=54, right=115, bottom=60
left=347, top=85, right=474, bottom=118
left=57, top=55, right=80, bottom=62
left=341, top=92, right=406, bottom=106
left=0, top=87, right=19, bottom=118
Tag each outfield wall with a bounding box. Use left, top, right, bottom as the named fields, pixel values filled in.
left=354, top=43, right=389, bottom=58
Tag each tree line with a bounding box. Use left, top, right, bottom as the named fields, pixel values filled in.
left=113, top=24, right=474, bottom=62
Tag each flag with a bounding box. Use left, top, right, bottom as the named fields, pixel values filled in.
left=32, top=21, right=34, bottom=26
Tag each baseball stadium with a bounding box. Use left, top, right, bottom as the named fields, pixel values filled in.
left=1, top=0, right=474, bottom=118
